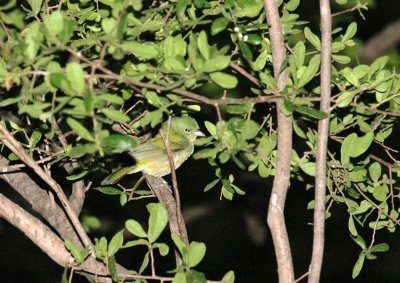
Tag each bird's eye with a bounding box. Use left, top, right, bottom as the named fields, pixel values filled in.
left=184, top=128, right=191, bottom=133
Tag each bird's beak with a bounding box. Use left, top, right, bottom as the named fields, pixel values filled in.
left=195, top=131, right=205, bottom=137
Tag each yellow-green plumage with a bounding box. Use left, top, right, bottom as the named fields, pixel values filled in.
left=101, top=116, right=204, bottom=185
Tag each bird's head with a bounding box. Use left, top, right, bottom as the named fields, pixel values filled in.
left=164, top=116, right=205, bottom=142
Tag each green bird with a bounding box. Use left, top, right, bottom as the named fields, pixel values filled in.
left=101, top=116, right=204, bottom=185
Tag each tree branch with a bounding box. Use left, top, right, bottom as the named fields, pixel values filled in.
left=0, top=124, right=94, bottom=251
left=263, top=1, right=294, bottom=282
left=359, top=19, right=400, bottom=64
left=308, top=1, right=331, bottom=282
left=0, top=192, right=74, bottom=266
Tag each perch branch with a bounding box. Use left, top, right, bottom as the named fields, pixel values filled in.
left=0, top=124, right=94, bottom=251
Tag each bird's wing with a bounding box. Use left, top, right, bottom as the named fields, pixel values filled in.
left=130, top=134, right=189, bottom=160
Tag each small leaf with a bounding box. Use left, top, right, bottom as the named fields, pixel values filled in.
left=299, top=162, right=316, bottom=177
left=147, top=203, right=169, bottom=243
left=348, top=215, right=358, bottom=236
left=204, top=121, right=217, bottom=136
left=188, top=241, right=206, bottom=268
left=101, top=108, right=130, bottom=123
left=352, top=253, right=365, bottom=279
left=121, top=42, right=158, bottom=59
left=368, top=162, right=381, bottom=183
left=66, top=117, right=94, bottom=142
left=102, top=134, right=138, bottom=152
left=66, top=170, right=88, bottom=181
left=210, top=72, right=238, bottom=89
left=153, top=243, right=170, bottom=256
left=370, top=243, right=389, bottom=253
left=108, top=255, right=118, bottom=281
left=304, top=27, right=321, bottom=51
left=239, top=41, right=253, bottom=62
left=211, top=17, right=230, bottom=35
left=173, top=272, right=186, bottom=283
left=108, top=230, right=124, bottom=258
left=197, top=31, right=210, bottom=60
left=65, top=239, right=83, bottom=263
left=125, top=219, right=147, bottom=238
left=95, top=186, right=123, bottom=195
left=204, top=179, right=220, bottom=192
left=221, top=271, right=235, bottom=283
left=66, top=62, right=85, bottom=94
left=295, top=106, right=328, bottom=119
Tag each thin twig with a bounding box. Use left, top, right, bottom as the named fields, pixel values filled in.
left=159, top=118, right=188, bottom=245
left=230, top=62, right=262, bottom=87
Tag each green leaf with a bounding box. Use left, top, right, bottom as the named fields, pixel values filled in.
left=101, top=108, right=130, bottom=123
left=188, top=241, right=206, bottom=268
left=372, top=185, right=386, bottom=202
left=348, top=216, right=358, bottom=236
left=171, top=232, right=187, bottom=256
left=98, top=94, right=124, bottom=105
left=304, top=27, right=321, bottom=51
left=299, top=162, right=316, bottom=177
left=211, top=17, right=230, bottom=35
left=27, top=0, right=43, bottom=16
left=108, top=255, right=118, bottom=282
left=66, top=170, right=88, bottom=181
left=147, top=203, right=168, bottom=243
left=239, top=41, right=253, bottom=62
left=65, top=239, right=83, bottom=263
left=101, top=134, right=138, bottom=153
left=294, top=106, right=328, bottom=119
left=95, top=237, right=108, bottom=260
left=210, top=72, right=238, bottom=89
left=108, top=230, right=124, bottom=258
left=125, top=219, right=147, bottom=238
left=66, top=118, right=94, bottom=142
left=234, top=0, right=263, bottom=18
left=342, top=67, right=359, bottom=87
left=123, top=238, right=148, bottom=249
left=370, top=243, right=389, bottom=253
left=293, top=41, right=305, bottom=68
left=336, top=91, right=355, bottom=108
left=352, top=253, right=365, bottom=279
left=66, top=62, right=85, bottom=94
left=285, top=0, right=300, bottom=11
left=342, top=22, right=357, bottom=42
left=153, top=243, right=170, bottom=256
left=173, top=272, right=186, bottom=283
left=368, top=162, right=381, bottom=183
left=202, top=55, right=230, bottom=73
left=221, top=271, right=235, bottom=283
left=197, top=31, right=210, bottom=60
left=204, top=121, right=217, bottom=136
left=94, top=186, right=123, bottom=195
left=297, top=54, right=320, bottom=88
left=43, top=11, right=64, bottom=35
left=332, top=54, right=351, bottom=64
left=204, top=179, right=220, bottom=192
left=350, top=132, right=374, bottom=158
left=121, top=42, right=159, bottom=59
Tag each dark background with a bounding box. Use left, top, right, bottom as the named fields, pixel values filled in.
left=1, top=1, right=400, bottom=282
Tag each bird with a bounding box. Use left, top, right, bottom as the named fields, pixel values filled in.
left=101, top=116, right=204, bottom=185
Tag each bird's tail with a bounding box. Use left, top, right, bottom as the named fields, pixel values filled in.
left=101, top=165, right=139, bottom=185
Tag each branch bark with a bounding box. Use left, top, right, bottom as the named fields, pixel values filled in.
left=359, top=19, right=400, bottom=64
left=263, top=1, right=294, bottom=282
left=0, top=192, right=74, bottom=266
left=308, top=1, right=331, bottom=282
left=0, top=124, right=93, bottom=250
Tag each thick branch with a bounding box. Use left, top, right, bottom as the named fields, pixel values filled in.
left=263, top=0, right=294, bottom=282
left=308, top=1, right=331, bottom=283
left=0, top=155, right=82, bottom=246
left=0, top=192, right=74, bottom=266
left=0, top=124, right=93, bottom=251
left=359, top=19, right=400, bottom=64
